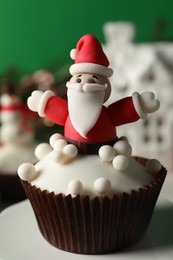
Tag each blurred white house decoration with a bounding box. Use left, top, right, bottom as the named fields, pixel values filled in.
left=103, top=22, right=173, bottom=171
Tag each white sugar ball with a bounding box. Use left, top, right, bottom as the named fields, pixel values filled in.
left=112, top=155, right=129, bottom=171
left=63, top=144, right=78, bottom=158
left=94, top=177, right=111, bottom=194
left=49, top=133, right=64, bottom=148
left=51, top=150, right=65, bottom=164
left=70, top=48, right=78, bottom=60
left=34, top=143, right=52, bottom=160
left=18, top=163, right=37, bottom=181
left=68, top=180, right=83, bottom=195
left=99, top=145, right=116, bottom=161
left=113, top=140, right=132, bottom=157
left=53, top=139, right=67, bottom=151
left=146, top=159, right=162, bottom=175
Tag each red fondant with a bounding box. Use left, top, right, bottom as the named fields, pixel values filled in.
left=0, top=104, right=24, bottom=111
left=108, top=97, right=140, bottom=126
left=44, top=97, right=140, bottom=143
left=75, top=34, right=110, bottom=67
left=45, top=96, right=68, bottom=126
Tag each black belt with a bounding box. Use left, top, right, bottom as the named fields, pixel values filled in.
left=64, top=138, right=118, bottom=155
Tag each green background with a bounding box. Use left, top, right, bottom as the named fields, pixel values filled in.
left=0, top=0, right=172, bottom=74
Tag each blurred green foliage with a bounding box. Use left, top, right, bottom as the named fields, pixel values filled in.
left=0, top=0, right=172, bottom=74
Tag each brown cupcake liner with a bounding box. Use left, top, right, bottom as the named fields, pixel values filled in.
left=0, top=173, right=26, bottom=202
left=21, top=157, right=167, bottom=254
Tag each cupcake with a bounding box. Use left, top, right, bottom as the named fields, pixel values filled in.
left=0, top=93, right=37, bottom=201
left=18, top=34, right=166, bottom=254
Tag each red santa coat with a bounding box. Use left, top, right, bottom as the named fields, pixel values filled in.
left=44, top=96, right=140, bottom=143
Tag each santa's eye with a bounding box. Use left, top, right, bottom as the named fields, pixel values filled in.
left=88, top=78, right=96, bottom=83
left=76, top=78, right=81, bottom=83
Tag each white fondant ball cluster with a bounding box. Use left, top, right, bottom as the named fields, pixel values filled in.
left=49, top=133, right=78, bottom=164
left=99, top=139, right=132, bottom=171
left=34, top=133, right=78, bottom=164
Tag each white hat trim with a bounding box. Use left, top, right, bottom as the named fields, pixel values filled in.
left=69, top=63, right=113, bottom=77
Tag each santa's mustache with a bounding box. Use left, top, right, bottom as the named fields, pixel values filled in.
left=66, top=82, right=108, bottom=92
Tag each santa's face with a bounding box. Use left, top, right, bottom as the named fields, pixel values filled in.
left=66, top=73, right=111, bottom=138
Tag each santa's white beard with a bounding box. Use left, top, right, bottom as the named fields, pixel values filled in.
left=67, top=88, right=105, bottom=138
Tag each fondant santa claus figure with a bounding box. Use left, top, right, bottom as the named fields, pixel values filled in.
left=27, top=34, right=159, bottom=156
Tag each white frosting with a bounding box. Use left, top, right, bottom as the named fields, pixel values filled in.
left=0, top=144, right=37, bottom=174
left=20, top=152, right=154, bottom=198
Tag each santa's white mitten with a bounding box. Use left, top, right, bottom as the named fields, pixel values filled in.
left=132, top=92, right=160, bottom=119
left=27, top=90, right=55, bottom=117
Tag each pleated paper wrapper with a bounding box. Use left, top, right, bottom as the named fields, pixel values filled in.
left=21, top=157, right=167, bottom=254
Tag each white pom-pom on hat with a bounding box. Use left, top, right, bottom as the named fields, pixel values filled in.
left=70, top=48, right=79, bottom=60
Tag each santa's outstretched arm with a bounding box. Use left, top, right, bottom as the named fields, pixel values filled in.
left=108, top=91, right=160, bottom=126
left=27, top=90, right=68, bottom=126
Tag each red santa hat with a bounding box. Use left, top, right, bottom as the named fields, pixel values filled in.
left=69, top=34, right=113, bottom=77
